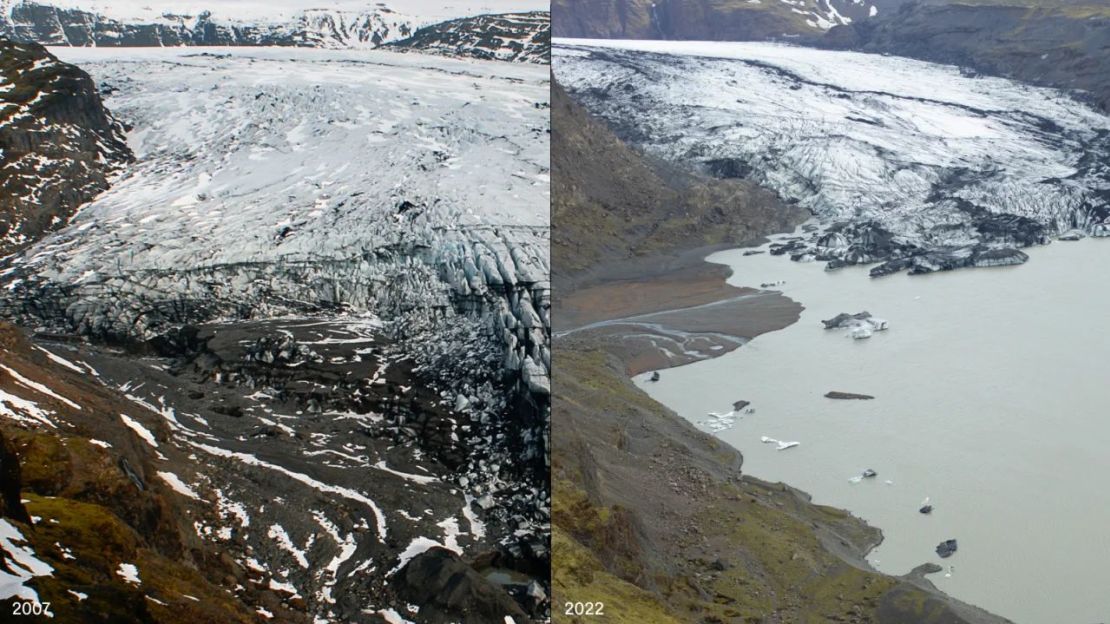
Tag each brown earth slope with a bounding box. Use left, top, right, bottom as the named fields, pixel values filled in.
left=0, top=322, right=273, bottom=623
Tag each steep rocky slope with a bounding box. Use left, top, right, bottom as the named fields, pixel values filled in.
left=0, top=322, right=260, bottom=622
left=0, top=39, right=130, bottom=257
left=551, top=76, right=1011, bottom=624
left=822, top=1, right=1110, bottom=113
left=389, top=11, right=550, bottom=64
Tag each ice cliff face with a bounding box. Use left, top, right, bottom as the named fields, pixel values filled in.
left=554, top=40, right=1110, bottom=276
left=0, top=39, right=130, bottom=256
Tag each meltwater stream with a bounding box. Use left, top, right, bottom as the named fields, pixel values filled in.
left=635, top=230, right=1110, bottom=624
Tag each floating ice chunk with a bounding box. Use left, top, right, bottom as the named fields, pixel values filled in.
left=849, top=325, right=873, bottom=339
left=760, top=436, right=800, bottom=450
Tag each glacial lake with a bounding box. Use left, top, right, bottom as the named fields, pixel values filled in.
left=635, top=229, right=1110, bottom=624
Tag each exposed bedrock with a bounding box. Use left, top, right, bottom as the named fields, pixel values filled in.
left=0, top=39, right=131, bottom=256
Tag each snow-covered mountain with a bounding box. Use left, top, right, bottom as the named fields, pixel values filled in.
left=0, top=0, right=551, bottom=63
left=0, top=45, right=550, bottom=621
left=554, top=40, right=1110, bottom=276
left=552, top=0, right=888, bottom=41
left=391, top=11, right=551, bottom=64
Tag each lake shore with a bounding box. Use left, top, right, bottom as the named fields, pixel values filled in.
left=553, top=241, right=1014, bottom=624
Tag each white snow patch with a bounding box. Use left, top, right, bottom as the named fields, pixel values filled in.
left=0, top=519, right=54, bottom=601
left=158, top=471, right=200, bottom=500
left=116, top=562, right=141, bottom=585
left=120, top=414, right=159, bottom=448
left=267, top=524, right=309, bottom=569
left=373, top=460, right=438, bottom=485
left=0, top=364, right=80, bottom=410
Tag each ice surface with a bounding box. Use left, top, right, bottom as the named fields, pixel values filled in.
left=2, top=46, right=548, bottom=338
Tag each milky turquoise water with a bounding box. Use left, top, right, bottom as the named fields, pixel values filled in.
left=636, top=230, right=1110, bottom=624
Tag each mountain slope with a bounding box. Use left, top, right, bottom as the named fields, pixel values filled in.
left=0, top=38, right=130, bottom=257
left=823, top=1, right=1110, bottom=113
left=555, top=40, right=1110, bottom=276
left=553, top=0, right=885, bottom=41
left=0, top=1, right=553, bottom=65
left=0, top=1, right=414, bottom=48
left=390, top=11, right=550, bottom=64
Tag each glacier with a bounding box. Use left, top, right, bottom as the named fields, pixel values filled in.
left=0, top=45, right=550, bottom=620
left=554, top=39, right=1110, bottom=276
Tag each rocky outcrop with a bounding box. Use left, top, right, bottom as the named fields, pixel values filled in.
left=0, top=2, right=412, bottom=48
left=551, top=79, right=806, bottom=285
left=822, top=311, right=888, bottom=339
left=389, top=11, right=550, bottom=64
left=396, top=548, right=530, bottom=623
left=0, top=38, right=130, bottom=256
